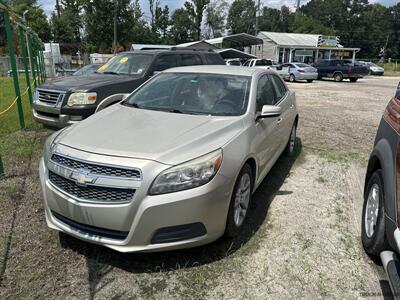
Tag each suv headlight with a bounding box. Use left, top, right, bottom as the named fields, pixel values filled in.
left=149, top=149, right=223, bottom=195
left=67, top=92, right=97, bottom=106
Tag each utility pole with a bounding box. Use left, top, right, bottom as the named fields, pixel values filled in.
left=255, top=0, right=260, bottom=35
left=113, top=0, right=117, bottom=54
left=56, top=0, right=61, bottom=17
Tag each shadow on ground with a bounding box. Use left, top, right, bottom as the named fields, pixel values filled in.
left=58, top=139, right=303, bottom=297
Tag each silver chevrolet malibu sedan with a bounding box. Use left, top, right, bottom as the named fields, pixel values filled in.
left=39, top=65, right=298, bottom=252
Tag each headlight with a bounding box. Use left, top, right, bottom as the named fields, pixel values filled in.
left=149, top=149, right=223, bottom=195
left=67, top=92, right=97, bottom=106
left=33, top=89, right=39, bottom=102
left=43, top=128, right=67, bottom=164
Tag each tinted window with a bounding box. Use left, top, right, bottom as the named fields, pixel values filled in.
left=255, top=59, right=272, bottom=66
left=153, top=55, right=177, bottom=72
left=227, top=60, right=241, bottom=66
left=256, top=75, right=276, bottom=111
left=124, top=73, right=251, bottom=116
left=205, top=53, right=224, bottom=65
left=180, top=54, right=202, bottom=66
left=269, top=75, right=287, bottom=101
left=294, top=63, right=309, bottom=68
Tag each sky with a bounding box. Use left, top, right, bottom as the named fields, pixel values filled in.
left=37, top=0, right=400, bottom=18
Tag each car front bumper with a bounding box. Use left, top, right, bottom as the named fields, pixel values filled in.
left=39, top=148, right=234, bottom=252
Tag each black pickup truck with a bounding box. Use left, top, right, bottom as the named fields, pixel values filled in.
left=32, top=49, right=225, bottom=128
left=314, top=59, right=369, bottom=82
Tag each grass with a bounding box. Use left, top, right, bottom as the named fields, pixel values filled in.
left=0, top=76, right=41, bottom=137
left=376, top=62, right=400, bottom=76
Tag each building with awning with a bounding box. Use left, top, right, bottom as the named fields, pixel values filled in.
left=206, top=33, right=264, bottom=57
left=255, top=32, right=360, bottom=64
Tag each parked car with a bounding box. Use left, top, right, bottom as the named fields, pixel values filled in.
left=362, top=81, right=400, bottom=298
left=313, top=59, right=369, bottom=82
left=32, top=49, right=225, bottom=128
left=39, top=65, right=299, bottom=252
left=359, top=61, right=385, bottom=76
left=243, top=58, right=273, bottom=68
left=277, top=62, right=318, bottom=83
left=225, top=58, right=242, bottom=66
left=72, top=64, right=103, bottom=76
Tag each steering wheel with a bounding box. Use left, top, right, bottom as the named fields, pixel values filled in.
left=213, top=99, right=237, bottom=114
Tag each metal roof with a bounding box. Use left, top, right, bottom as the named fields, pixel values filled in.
left=176, top=41, right=218, bottom=49
left=206, top=33, right=263, bottom=47
left=217, top=48, right=256, bottom=59
left=259, top=32, right=320, bottom=47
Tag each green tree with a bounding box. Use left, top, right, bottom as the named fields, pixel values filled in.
left=204, top=0, right=227, bottom=39
left=170, top=8, right=195, bottom=44
left=155, top=5, right=170, bottom=39
left=184, top=0, right=210, bottom=40
left=12, top=0, right=51, bottom=42
left=227, top=0, right=256, bottom=35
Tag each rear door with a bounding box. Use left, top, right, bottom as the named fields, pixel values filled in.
left=150, top=54, right=178, bottom=75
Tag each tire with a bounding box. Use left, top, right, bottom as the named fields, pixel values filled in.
left=284, top=122, right=297, bottom=156
left=289, top=74, right=296, bottom=82
left=225, top=164, right=253, bottom=238
left=350, top=78, right=358, bottom=82
left=361, top=170, right=390, bottom=259
left=307, top=79, right=313, bottom=83
left=333, top=73, right=343, bottom=82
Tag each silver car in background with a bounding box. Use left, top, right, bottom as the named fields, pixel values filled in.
left=39, top=65, right=298, bottom=252
left=278, top=62, right=318, bottom=83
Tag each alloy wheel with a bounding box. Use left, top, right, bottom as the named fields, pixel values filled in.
left=365, top=183, right=380, bottom=238
left=233, top=173, right=251, bottom=227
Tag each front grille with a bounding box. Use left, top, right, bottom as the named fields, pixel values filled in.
left=37, top=89, right=64, bottom=104
left=52, top=210, right=129, bottom=240
left=49, top=171, right=135, bottom=203
left=51, top=154, right=141, bottom=179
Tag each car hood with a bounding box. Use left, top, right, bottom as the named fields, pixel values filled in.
left=58, top=104, right=245, bottom=165
left=39, top=74, right=140, bottom=92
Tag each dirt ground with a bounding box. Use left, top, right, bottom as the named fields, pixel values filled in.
left=1, top=76, right=399, bottom=299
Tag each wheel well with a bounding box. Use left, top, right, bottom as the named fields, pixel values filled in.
left=333, top=71, right=343, bottom=76
left=365, top=155, right=382, bottom=189
left=245, top=158, right=257, bottom=184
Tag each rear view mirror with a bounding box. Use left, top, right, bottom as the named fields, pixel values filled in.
left=257, top=105, right=281, bottom=120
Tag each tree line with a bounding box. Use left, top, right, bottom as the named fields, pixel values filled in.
left=2, top=0, right=400, bottom=58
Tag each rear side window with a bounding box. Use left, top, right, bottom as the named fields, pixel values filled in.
left=256, top=75, right=277, bottom=111
left=269, top=75, right=287, bottom=101
left=153, top=55, right=177, bottom=72
left=180, top=54, right=202, bottom=66
left=204, top=53, right=225, bottom=65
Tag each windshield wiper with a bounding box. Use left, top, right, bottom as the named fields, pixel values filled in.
left=102, top=71, right=120, bottom=75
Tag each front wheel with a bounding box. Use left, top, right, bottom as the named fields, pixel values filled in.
left=225, top=164, right=253, bottom=238
left=361, top=170, right=390, bottom=259
left=350, top=78, right=358, bottom=82
left=333, top=73, right=343, bottom=82
left=284, top=123, right=297, bottom=156
left=307, top=79, right=313, bottom=83
left=289, top=74, right=296, bottom=82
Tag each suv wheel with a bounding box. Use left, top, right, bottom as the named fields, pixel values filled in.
left=350, top=78, right=358, bottom=82
left=225, top=164, right=253, bottom=238
left=284, top=123, right=297, bottom=156
left=289, top=74, right=296, bottom=82
left=333, top=73, right=343, bottom=82
left=361, top=170, right=390, bottom=259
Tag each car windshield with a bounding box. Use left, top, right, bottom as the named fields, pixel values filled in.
left=96, top=53, right=153, bottom=75
left=73, top=64, right=101, bottom=76
left=123, top=72, right=251, bottom=116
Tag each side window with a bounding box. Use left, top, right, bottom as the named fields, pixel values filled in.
left=204, top=53, right=224, bottom=65
left=243, top=60, right=250, bottom=67
left=269, top=75, right=287, bottom=102
left=153, top=55, right=177, bottom=72
left=180, top=54, right=202, bottom=66
left=256, top=75, right=277, bottom=112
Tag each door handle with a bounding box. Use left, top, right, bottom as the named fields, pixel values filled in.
left=277, top=117, right=283, bottom=124
left=290, top=104, right=295, bottom=109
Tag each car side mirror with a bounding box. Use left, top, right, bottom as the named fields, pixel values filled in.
left=276, top=66, right=282, bottom=71
left=257, top=105, right=281, bottom=120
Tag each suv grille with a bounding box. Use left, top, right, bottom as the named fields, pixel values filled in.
left=49, top=171, right=135, bottom=203
left=51, top=154, right=141, bottom=179
left=37, top=89, right=64, bottom=104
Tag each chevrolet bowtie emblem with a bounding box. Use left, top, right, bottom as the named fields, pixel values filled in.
left=70, top=169, right=96, bottom=186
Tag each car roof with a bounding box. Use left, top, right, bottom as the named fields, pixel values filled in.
left=163, top=65, right=272, bottom=76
